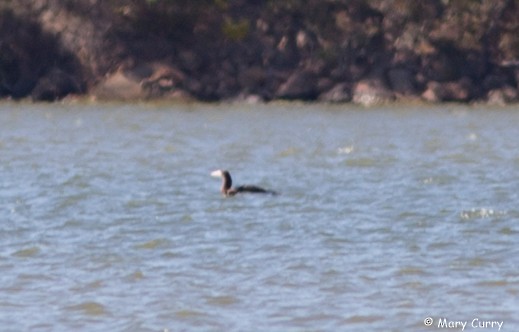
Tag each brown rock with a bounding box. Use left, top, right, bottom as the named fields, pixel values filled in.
left=162, top=88, right=195, bottom=102
left=31, top=68, right=82, bottom=101
left=229, top=93, right=264, bottom=104
left=335, top=11, right=352, bottom=32
left=487, top=86, right=518, bottom=105
left=178, top=50, right=203, bottom=73
left=92, top=70, right=144, bottom=100
left=316, top=78, right=335, bottom=93
left=276, top=70, right=318, bottom=100
left=139, top=63, right=186, bottom=97
left=238, top=66, right=266, bottom=89
left=421, top=82, right=442, bottom=102
left=352, top=78, right=393, bottom=106
left=423, top=48, right=463, bottom=82
left=318, top=83, right=351, bottom=103
left=387, top=68, right=417, bottom=96
left=92, top=62, right=189, bottom=100
left=422, top=78, right=473, bottom=102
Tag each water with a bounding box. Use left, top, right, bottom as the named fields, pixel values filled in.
left=0, top=102, right=518, bottom=331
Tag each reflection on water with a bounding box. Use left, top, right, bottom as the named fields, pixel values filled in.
left=1, top=103, right=518, bottom=331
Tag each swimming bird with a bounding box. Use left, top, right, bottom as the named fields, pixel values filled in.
left=210, top=169, right=277, bottom=197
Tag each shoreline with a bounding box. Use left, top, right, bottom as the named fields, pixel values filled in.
left=1, top=96, right=518, bottom=110
left=2, top=1, right=519, bottom=105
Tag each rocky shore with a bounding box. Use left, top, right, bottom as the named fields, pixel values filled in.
left=1, top=0, right=519, bottom=105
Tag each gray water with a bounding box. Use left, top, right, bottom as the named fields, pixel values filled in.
left=0, top=102, right=518, bottom=331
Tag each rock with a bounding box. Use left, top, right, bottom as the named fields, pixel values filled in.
left=487, top=86, right=518, bottom=105
left=335, top=10, right=352, bottom=32
left=296, top=30, right=317, bottom=54
left=272, top=33, right=300, bottom=68
left=482, top=74, right=510, bottom=92
left=421, top=81, right=441, bottom=102
left=140, top=63, right=186, bottom=98
left=238, top=66, right=266, bottom=89
left=228, top=93, right=264, bottom=104
left=276, top=69, right=318, bottom=100
left=215, top=75, right=239, bottom=99
left=92, top=70, right=145, bottom=100
left=352, top=78, right=393, bottom=106
left=184, top=78, right=203, bottom=97
left=178, top=50, right=203, bottom=73
left=161, top=88, right=195, bottom=102
left=6, top=1, right=519, bottom=104
left=423, top=47, right=463, bottom=82
left=316, top=78, right=335, bottom=93
left=31, top=68, right=82, bottom=101
left=422, top=77, right=473, bottom=102
left=387, top=67, right=417, bottom=96
left=318, top=83, right=351, bottom=103
left=296, top=30, right=310, bottom=49
left=92, top=62, right=188, bottom=100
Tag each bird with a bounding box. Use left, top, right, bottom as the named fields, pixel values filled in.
left=210, top=169, right=277, bottom=197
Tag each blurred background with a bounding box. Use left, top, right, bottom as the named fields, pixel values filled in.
left=1, top=0, right=519, bottom=104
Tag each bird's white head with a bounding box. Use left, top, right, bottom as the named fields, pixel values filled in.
left=211, top=169, right=224, bottom=177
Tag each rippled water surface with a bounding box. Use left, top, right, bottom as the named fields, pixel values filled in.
left=1, top=103, right=518, bottom=331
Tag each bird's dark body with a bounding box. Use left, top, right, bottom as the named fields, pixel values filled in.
left=211, top=170, right=277, bottom=197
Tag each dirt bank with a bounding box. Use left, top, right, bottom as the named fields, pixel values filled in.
left=1, top=0, right=519, bottom=105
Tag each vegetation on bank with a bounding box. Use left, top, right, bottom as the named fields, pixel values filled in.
left=1, top=0, right=519, bottom=104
